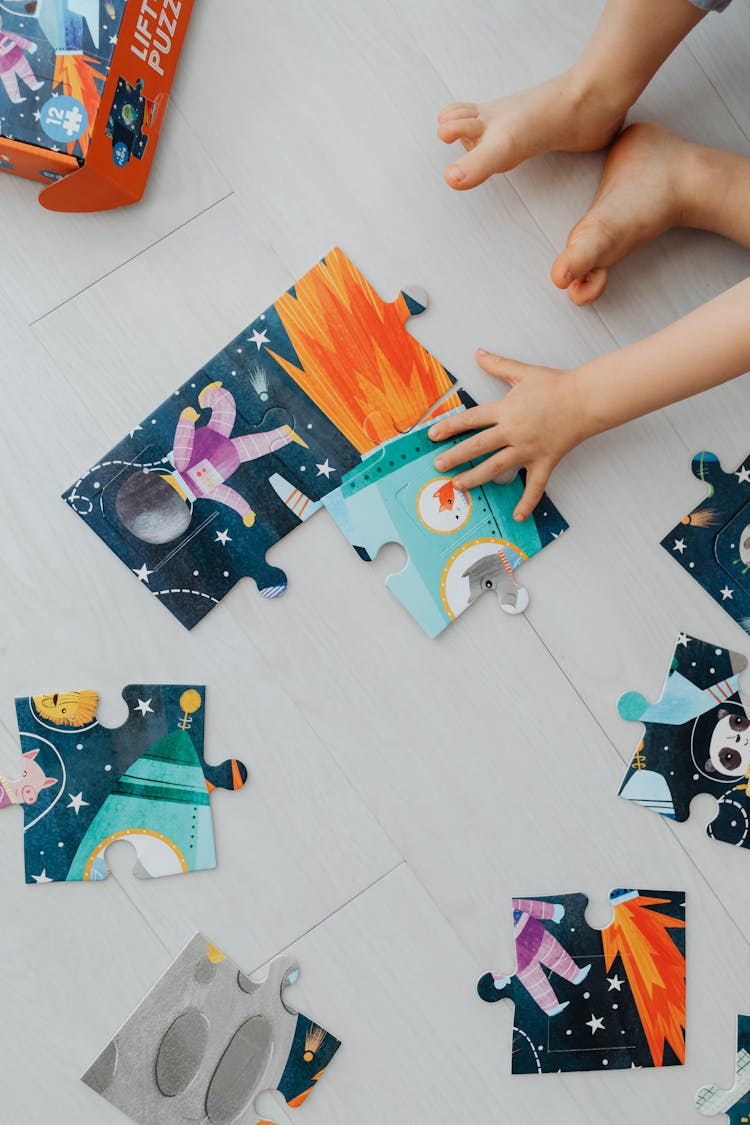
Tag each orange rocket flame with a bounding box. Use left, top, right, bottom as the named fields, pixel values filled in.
left=268, top=248, right=461, bottom=453
left=602, top=894, right=685, bottom=1066
left=53, top=53, right=108, bottom=156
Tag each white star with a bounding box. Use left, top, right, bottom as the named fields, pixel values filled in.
left=736, top=466, right=750, bottom=484
left=133, top=563, right=153, bottom=583
left=676, top=632, right=689, bottom=647
left=109, top=33, right=118, bottom=44
left=606, top=974, right=624, bottom=992
left=249, top=328, right=269, bottom=350
left=67, top=792, right=89, bottom=815
left=586, top=1014, right=605, bottom=1034
left=316, top=459, right=335, bottom=478
left=721, top=586, right=734, bottom=601
left=32, top=869, right=53, bottom=884
left=215, top=529, right=232, bottom=546
left=134, top=698, right=154, bottom=717
left=672, top=539, right=687, bottom=554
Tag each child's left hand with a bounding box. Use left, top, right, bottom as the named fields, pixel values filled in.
left=428, top=349, right=591, bottom=521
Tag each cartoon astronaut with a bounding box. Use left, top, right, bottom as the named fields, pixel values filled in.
left=0, top=15, right=44, bottom=104
left=477, top=899, right=591, bottom=1016
left=115, top=382, right=308, bottom=545
left=705, top=708, right=750, bottom=779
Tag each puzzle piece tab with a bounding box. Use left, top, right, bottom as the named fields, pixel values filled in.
left=477, top=889, right=686, bottom=1074
left=617, top=632, right=750, bottom=848
left=322, top=407, right=567, bottom=636
left=2, top=686, right=246, bottom=884
left=662, top=452, right=750, bottom=635
left=64, top=248, right=462, bottom=629
left=82, top=933, right=341, bottom=1125
left=696, top=1015, right=750, bottom=1121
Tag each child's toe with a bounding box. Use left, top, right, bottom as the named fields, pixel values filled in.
left=438, top=102, right=479, bottom=124
left=551, top=215, right=616, bottom=292
left=567, top=268, right=609, bottom=306
left=437, top=117, right=483, bottom=145
left=445, top=143, right=506, bottom=190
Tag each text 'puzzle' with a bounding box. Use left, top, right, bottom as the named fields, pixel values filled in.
left=1, top=685, right=246, bottom=884
left=617, top=632, right=750, bottom=849
left=82, top=934, right=341, bottom=1125
left=477, top=889, right=686, bottom=1074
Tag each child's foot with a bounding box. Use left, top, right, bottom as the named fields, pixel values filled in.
left=547, top=1001, right=570, bottom=1017
left=551, top=122, right=694, bottom=305
left=574, top=963, right=592, bottom=985
left=438, top=71, right=626, bottom=191
left=281, top=424, right=309, bottom=449
left=27, top=80, right=44, bottom=92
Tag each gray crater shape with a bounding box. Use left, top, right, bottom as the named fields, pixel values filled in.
left=205, top=1016, right=273, bottom=1123
left=156, top=1009, right=210, bottom=1097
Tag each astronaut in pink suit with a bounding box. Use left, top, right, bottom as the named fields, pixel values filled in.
left=0, top=17, right=44, bottom=105
left=490, top=899, right=591, bottom=1016
left=171, top=381, right=307, bottom=527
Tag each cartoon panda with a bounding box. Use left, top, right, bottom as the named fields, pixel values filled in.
left=705, top=708, right=750, bottom=778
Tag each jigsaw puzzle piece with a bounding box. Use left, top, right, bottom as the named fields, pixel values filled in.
left=477, top=889, right=686, bottom=1075
left=82, top=933, right=341, bottom=1125
left=323, top=410, right=567, bottom=636
left=696, top=1015, right=750, bottom=1121
left=662, top=452, right=750, bottom=637
left=6, top=685, right=246, bottom=884
left=616, top=633, right=750, bottom=846
left=64, top=248, right=462, bottom=629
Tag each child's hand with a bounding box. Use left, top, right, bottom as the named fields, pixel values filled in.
left=180, top=407, right=200, bottom=423
left=428, top=349, right=591, bottom=521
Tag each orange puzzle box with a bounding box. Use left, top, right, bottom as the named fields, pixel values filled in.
left=0, top=0, right=192, bottom=211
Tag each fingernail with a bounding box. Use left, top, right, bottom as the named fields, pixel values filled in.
left=435, top=456, right=445, bottom=469
left=428, top=425, right=439, bottom=438
left=513, top=509, right=525, bottom=522
left=447, top=164, right=466, bottom=183
left=454, top=477, right=464, bottom=489
left=477, top=348, right=488, bottom=356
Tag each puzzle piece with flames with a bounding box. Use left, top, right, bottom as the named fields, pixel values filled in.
left=477, top=889, right=686, bottom=1075
left=64, top=247, right=463, bottom=629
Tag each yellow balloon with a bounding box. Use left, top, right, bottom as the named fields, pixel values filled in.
left=179, top=689, right=202, bottom=715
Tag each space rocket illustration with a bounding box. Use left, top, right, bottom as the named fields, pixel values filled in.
left=66, top=728, right=241, bottom=881
left=22, top=0, right=101, bottom=54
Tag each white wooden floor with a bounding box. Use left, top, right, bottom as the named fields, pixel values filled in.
left=2, top=1, right=750, bottom=1121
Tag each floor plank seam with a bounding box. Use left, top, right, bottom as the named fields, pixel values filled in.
left=28, top=191, right=235, bottom=329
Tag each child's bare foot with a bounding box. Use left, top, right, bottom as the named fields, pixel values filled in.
left=551, top=122, right=695, bottom=305
left=438, top=71, right=626, bottom=191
